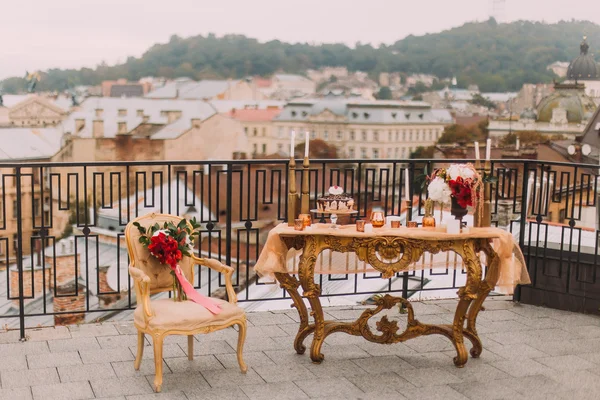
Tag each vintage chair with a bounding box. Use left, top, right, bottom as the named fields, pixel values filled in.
left=125, top=213, right=247, bottom=392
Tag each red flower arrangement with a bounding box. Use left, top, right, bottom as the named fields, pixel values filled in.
left=447, top=176, right=473, bottom=208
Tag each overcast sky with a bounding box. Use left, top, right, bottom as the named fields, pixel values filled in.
left=2, top=0, right=599, bottom=80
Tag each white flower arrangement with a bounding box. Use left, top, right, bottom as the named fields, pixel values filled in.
left=427, top=176, right=452, bottom=204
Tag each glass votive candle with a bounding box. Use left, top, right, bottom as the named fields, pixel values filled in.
left=294, top=219, right=304, bottom=231
left=299, top=213, right=312, bottom=228
left=391, top=220, right=401, bottom=228
left=364, top=223, right=374, bottom=233
left=371, top=211, right=385, bottom=228
left=407, top=221, right=418, bottom=228
left=356, top=219, right=366, bottom=232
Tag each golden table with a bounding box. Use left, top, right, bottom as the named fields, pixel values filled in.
left=255, top=224, right=528, bottom=367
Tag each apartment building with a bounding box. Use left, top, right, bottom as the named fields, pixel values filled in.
left=272, top=99, right=453, bottom=159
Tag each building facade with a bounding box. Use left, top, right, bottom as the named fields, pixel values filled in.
left=272, top=99, right=453, bottom=159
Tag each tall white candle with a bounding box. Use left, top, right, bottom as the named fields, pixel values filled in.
left=290, top=130, right=295, bottom=156
left=474, top=141, right=480, bottom=160
left=485, top=138, right=491, bottom=160
left=304, top=131, right=310, bottom=158
left=516, top=137, right=520, bottom=151
left=405, top=168, right=410, bottom=201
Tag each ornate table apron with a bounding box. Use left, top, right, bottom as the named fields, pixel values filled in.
left=273, top=233, right=500, bottom=367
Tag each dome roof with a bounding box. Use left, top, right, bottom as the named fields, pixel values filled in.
left=566, top=37, right=600, bottom=81
left=536, top=83, right=597, bottom=123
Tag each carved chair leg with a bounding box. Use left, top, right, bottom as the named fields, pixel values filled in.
left=152, top=335, right=164, bottom=393
left=236, top=320, right=248, bottom=373
left=134, top=331, right=144, bottom=371
left=187, top=335, right=194, bottom=361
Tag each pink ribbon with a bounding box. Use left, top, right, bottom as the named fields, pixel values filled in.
left=173, top=266, right=222, bottom=314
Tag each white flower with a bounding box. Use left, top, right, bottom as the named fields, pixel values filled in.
left=447, top=164, right=476, bottom=180
left=428, top=176, right=451, bottom=204
left=328, top=186, right=344, bottom=195
left=152, top=229, right=169, bottom=237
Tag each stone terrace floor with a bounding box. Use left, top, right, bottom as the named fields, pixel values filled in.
left=1, top=297, right=600, bottom=400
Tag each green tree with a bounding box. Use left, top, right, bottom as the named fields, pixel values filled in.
left=438, top=123, right=487, bottom=144
left=410, top=146, right=435, bottom=159
left=376, top=86, right=393, bottom=100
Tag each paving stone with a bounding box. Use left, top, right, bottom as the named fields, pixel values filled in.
left=0, top=330, right=22, bottom=344
left=58, top=363, right=116, bottom=382
left=128, top=343, right=184, bottom=360
left=114, top=324, right=138, bottom=335
left=534, top=354, right=597, bottom=371
left=576, top=351, right=600, bottom=365
left=184, top=387, right=250, bottom=400
left=111, top=359, right=171, bottom=377
left=352, top=355, right=415, bottom=374
left=98, top=335, right=140, bottom=349
left=539, top=369, right=600, bottom=392
left=293, top=377, right=364, bottom=398
left=274, top=323, right=301, bottom=336
left=246, top=325, right=288, bottom=338
left=401, top=352, right=455, bottom=368
left=491, top=358, right=554, bottom=377
left=182, top=339, right=234, bottom=356
left=399, top=384, right=469, bottom=400
left=201, top=368, right=264, bottom=388
left=164, top=355, right=224, bottom=373
left=444, top=363, right=510, bottom=382
left=253, top=363, right=315, bottom=383
left=26, top=327, right=71, bottom=342
left=246, top=312, right=296, bottom=326
left=527, top=338, right=600, bottom=356
left=27, top=351, right=81, bottom=369
left=145, top=373, right=209, bottom=393
left=0, top=341, right=49, bottom=356
left=401, top=367, right=462, bottom=387
left=68, top=323, right=120, bottom=338
left=48, top=337, right=100, bottom=353
left=449, top=379, right=522, bottom=399
left=505, top=374, right=565, bottom=395
left=90, top=377, right=154, bottom=397
left=562, top=324, right=600, bottom=338
left=31, top=381, right=94, bottom=400
left=227, top=336, right=285, bottom=353
left=306, top=359, right=366, bottom=378
left=0, top=387, right=33, bottom=400
left=356, top=341, right=416, bottom=357
left=514, top=316, right=568, bottom=330
left=263, top=349, right=314, bottom=365
left=240, top=381, right=309, bottom=400
left=1, top=367, right=60, bottom=388
left=317, top=344, right=370, bottom=361
left=478, top=310, right=520, bottom=322
left=347, top=372, right=415, bottom=394
left=404, top=335, right=455, bottom=353
left=548, top=312, right=600, bottom=326
left=324, top=309, right=368, bottom=320
left=215, top=351, right=274, bottom=369
left=0, top=355, right=27, bottom=371
left=125, top=391, right=188, bottom=399
left=409, top=302, right=449, bottom=315
left=80, top=347, right=135, bottom=364
left=485, top=342, right=549, bottom=360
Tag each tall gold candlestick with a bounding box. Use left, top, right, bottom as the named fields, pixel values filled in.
left=474, top=158, right=482, bottom=227
left=288, top=157, right=299, bottom=226
left=301, top=157, right=310, bottom=214
left=482, top=159, right=492, bottom=227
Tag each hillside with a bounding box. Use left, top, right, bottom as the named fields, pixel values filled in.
left=2, top=19, right=600, bottom=94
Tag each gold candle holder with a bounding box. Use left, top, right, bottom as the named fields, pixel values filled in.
left=294, top=219, right=304, bottom=231
left=371, top=211, right=385, bottom=228
left=482, top=159, right=492, bottom=228
left=391, top=220, right=401, bottom=228
left=299, top=213, right=312, bottom=228
left=356, top=219, right=366, bottom=232
left=288, top=157, right=299, bottom=226
left=407, top=221, right=418, bottom=228
left=301, top=156, right=310, bottom=214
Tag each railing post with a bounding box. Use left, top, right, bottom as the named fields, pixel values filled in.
left=514, top=161, right=530, bottom=303
left=15, top=167, right=27, bottom=340
left=225, top=162, right=233, bottom=268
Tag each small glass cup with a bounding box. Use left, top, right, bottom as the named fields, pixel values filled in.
left=299, top=213, right=312, bottom=228
left=371, top=211, right=385, bottom=228
left=391, top=220, right=401, bottom=228
left=407, top=221, right=418, bottom=228
left=356, top=219, right=366, bottom=232
left=294, top=219, right=304, bottom=231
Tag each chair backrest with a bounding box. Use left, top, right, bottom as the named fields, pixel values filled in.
left=125, top=213, right=195, bottom=293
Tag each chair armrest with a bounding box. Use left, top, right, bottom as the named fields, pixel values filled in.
left=128, top=266, right=153, bottom=321
left=191, top=255, right=238, bottom=304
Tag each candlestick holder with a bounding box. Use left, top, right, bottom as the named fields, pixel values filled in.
left=482, top=159, right=492, bottom=227
left=473, top=159, right=482, bottom=227
left=287, top=157, right=300, bottom=226
left=301, top=156, right=310, bottom=214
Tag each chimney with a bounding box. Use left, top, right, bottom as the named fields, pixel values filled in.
left=45, top=238, right=80, bottom=287
left=97, top=265, right=121, bottom=307
left=75, top=118, right=85, bottom=132
left=9, top=262, right=51, bottom=306
left=117, top=121, right=127, bottom=135
left=53, top=280, right=86, bottom=326
left=95, top=108, right=103, bottom=118
left=142, top=115, right=150, bottom=123
left=118, top=109, right=127, bottom=117
left=136, top=109, right=144, bottom=117
left=191, top=118, right=201, bottom=128
left=93, top=120, right=104, bottom=138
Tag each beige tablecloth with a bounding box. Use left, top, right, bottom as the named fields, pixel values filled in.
left=254, top=223, right=531, bottom=295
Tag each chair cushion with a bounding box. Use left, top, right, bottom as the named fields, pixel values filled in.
left=135, top=297, right=244, bottom=331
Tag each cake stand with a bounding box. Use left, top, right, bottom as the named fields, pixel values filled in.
left=310, top=209, right=358, bottom=229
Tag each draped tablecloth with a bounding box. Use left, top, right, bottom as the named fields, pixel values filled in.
left=254, top=223, right=531, bottom=295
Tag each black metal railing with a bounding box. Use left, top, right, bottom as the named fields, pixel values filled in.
left=2, top=158, right=600, bottom=339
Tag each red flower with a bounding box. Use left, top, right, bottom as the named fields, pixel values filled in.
left=448, top=177, right=472, bottom=208
left=147, top=232, right=183, bottom=270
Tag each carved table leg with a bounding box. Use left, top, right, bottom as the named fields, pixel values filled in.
left=465, top=241, right=500, bottom=358
left=297, top=236, right=326, bottom=363
left=275, top=272, right=312, bottom=354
